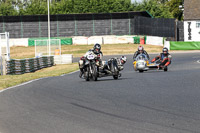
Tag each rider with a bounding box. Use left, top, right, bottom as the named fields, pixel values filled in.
left=116, top=56, right=127, bottom=71
left=151, top=47, right=172, bottom=69
left=79, top=43, right=103, bottom=78
left=133, top=46, right=150, bottom=60
left=102, top=56, right=127, bottom=73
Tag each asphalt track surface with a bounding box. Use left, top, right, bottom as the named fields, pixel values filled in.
left=0, top=53, right=200, bottom=133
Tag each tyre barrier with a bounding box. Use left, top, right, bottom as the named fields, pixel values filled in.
left=6, top=56, right=54, bottom=75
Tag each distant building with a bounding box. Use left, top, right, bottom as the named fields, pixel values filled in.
left=184, top=0, right=200, bottom=41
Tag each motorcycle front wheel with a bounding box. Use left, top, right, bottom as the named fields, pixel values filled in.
left=92, top=64, right=98, bottom=81
left=139, top=70, right=144, bottom=73
left=85, top=66, right=90, bottom=81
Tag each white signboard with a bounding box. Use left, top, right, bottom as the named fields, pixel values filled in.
left=184, top=21, right=200, bottom=41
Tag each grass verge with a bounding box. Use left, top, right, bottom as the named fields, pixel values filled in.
left=0, top=44, right=162, bottom=90
left=0, top=63, right=79, bottom=90
left=10, top=44, right=163, bottom=59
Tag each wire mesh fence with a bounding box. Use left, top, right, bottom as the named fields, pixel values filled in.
left=0, top=12, right=177, bottom=38
left=35, top=39, right=61, bottom=57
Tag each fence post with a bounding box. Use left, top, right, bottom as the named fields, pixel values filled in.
left=2, top=55, right=6, bottom=75
left=0, top=56, right=2, bottom=75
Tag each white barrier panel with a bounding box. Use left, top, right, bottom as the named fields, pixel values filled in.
left=54, top=54, right=73, bottom=64
left=164, top=41, right=170, bottom=50
left=146, top=36, right=163, bottom=46
left=0, top=41, right=7, bottom=47
left=116, top=36, right=134, bottom=44
left=103, top=36, right=118, bottom=44
left=103, top=36, right=135, bottom=44
left=88, top=36, right=103, bottom=45
left=9, top=38, right=29, bottom=47
left=73, top=37, right=88, bottom=45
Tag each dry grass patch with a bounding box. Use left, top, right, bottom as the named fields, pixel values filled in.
left=3, top=44, right=162, bottom=89
left=10, top=44, right=162, bottom=59
left=0, top=63, right=79, bottom=90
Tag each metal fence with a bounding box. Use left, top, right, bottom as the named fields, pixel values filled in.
left=0, top=12, right=176, bottom=38
left=177, top=21, right=184, bottom=41
left=133, top=16, right=175, bottom=37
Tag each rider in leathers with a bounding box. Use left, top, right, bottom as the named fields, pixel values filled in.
left=133, top=46, right=150, bottom=60
left=79, top=43, right=102, bottom=78
left=151, top=47, right=172, bottom=69
left=102, top=56, right=127, bottom=73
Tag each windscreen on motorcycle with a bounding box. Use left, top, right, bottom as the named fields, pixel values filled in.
left=136, top=54, right=147, bottom=61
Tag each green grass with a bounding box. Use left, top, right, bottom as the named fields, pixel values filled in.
left=0, top=63, right=79, bottom=90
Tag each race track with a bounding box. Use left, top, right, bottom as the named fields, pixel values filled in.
left=0, top=53, right=200, bottom=133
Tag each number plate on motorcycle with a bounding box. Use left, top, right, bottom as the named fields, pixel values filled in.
left=87, top=55, right=95, bottom=60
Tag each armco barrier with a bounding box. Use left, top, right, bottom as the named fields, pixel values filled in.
left=28, top=37, right=72, bottom=46
left=146, top=36, right=163, bottom=46
left=88, top=36, right=103, bottom=45
left=54, top=54, right=73, bottom=64
left=170, top=41, right=200, bottom=50
left=72, top=37, right=88, bottom=45
left=164, top=41, right=170, bottom=50
left=103, top=36, right=134, bottom=44
left=6, top=56, right=54, bottom=75
left=9, top=38, right=29, bottom=47
left=103, top=36, right=117, bottom=44
left=116, top=36, right=134, bottom=44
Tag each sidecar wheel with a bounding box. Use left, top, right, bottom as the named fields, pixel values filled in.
left=164, top=67, right=168, bottom=72
left=113, top=75, right=118, bottom=80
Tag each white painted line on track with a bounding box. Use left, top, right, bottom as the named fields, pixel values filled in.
left=60, top=70, right=79, bottom=76
left=0, top=77, right=48, bottom=93
left=0, top=70, right=80, bottom=93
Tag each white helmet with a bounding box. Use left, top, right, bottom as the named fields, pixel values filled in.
left=120, top=56, right=127, bottom=64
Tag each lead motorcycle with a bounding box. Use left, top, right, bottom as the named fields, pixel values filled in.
left=82, top=53, right=122, bottom=81
left=83, top=51, right=99, bottom=81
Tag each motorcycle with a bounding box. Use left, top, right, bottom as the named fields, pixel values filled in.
left=98, top=58, right=121, bottom=80
left=83, top=51, right=98, bottom=81
left=133, top=54, right=168, bottom=72
left=133, top=54, right=149, bottom=73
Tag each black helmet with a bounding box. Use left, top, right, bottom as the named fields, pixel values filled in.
left=93, top=43, right=101, bottom=54
left=163, top=47, right=168, bottom=54
left=94, top=43, right=101, bottom=50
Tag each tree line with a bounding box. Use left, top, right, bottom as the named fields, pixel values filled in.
left=0, top=0, right=183, bottom=20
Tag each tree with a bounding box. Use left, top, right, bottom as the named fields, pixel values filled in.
left=167, top=0, right=183, bottom=20
left=24, top=0, right=47, bottom=15
left=133, top=0, right=173, bottom=18
left=0, top=0, right=18, bottom=16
